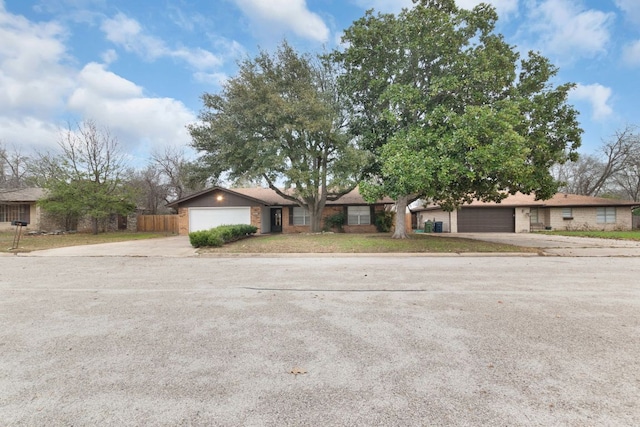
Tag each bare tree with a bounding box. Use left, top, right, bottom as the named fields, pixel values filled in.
left=614, top=145, right=640, bottom=201
left=0, top=141, right=31, bottom=189
left=151, top=146, right=205, bottom=205
left=126, top=166, right=170, bottom=214
left=556, top=126, right=639, bottom=197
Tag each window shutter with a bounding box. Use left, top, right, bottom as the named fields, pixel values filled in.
left=289, top=206, right=294, bottom=225
left=370, top=205, right=376, bottom=224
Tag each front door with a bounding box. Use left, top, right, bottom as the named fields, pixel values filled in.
left=270, top=208, right=282, bottom=233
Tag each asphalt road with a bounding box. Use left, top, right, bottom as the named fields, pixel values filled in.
left=1, top=255, right=639, bottom=426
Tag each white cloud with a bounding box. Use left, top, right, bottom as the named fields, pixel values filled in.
left=233, top=0, right=329, bottom=42
left=0, top=5, right=197, bottom=163
left=101, top=13, right=222, bottom=70
left=614, top=0, right=640, bottom=25
left=353, top=0, right=517, bottom=16
left=456, top=0, right=519, bottom=17
left=0, top=116, right=61, bottom=153
left=194, top=71, right=229, bottom=87
left=67, top=62, right=196, bottom=158
left=351, top=0, right=412, bottom=14
left=570, top=83, right=613, bottom=121
left=524, top=0, right=614, bottom=61
left=622, top=40, right=640, bottom=66
left=101, top=48, right=118, bottom=64
left=0, top=4, right=75, bottom=116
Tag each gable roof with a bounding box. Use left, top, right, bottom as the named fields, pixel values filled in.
left=167, top=186, right=393, bottom=207
left=0, top=188, right=46, bottom=203
left=413, top=192, right=639, bottom=211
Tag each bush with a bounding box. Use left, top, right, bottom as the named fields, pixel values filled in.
left=375, top=210, right=395, bottom=232
left=188, top=224, right=258, bottom=248
left=323, top=212, right=345, bottom=232
left=189, top=230, right=224, bottom=248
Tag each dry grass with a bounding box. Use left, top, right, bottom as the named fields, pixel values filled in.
left=0, top=231, right=174, bottom=253
left=198, top=233, right=537, bottom=254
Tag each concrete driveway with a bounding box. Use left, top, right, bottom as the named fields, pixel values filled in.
left=16, top=236, right=198, bottom=258
left=447, top=232, right=640, bottom=257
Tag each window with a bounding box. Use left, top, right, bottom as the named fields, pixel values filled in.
left=562, top=208, right=573, bottom=219
left=292, top=207, right=310, bottom=225
left=530, top=208, right=539, bottom=223
left=0, top=204, right=28, bottom=223
left=597, top=207, right=616, bottom=224
left=348, top=206, right=370, bottom=225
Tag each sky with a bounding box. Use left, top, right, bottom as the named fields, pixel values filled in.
left=1, top=0, right=639, bottom=169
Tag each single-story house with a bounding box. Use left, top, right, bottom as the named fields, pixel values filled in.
left=412, top=193, right=639, bottom=233
left=1, top=187, right=138, bottom=233
left=0, top=188, right=46, bottom=232
left=166, top=186, right=394, bottom=235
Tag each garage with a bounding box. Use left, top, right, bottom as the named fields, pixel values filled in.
left=457, top=207, right=515, bottom=232
left=189, top=207, right=251, bottom=232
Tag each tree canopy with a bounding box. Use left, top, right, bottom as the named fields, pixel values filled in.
left=189, top=41, right=367, bottom=232
left=334, top=0, right=582, bottom=237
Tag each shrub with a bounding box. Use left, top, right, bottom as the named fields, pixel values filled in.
left=189, top=230, right=221, bottom=248
left=323, top=212, right=345, bottom=232
left=375, top=210, right=395, bottom=232
left=188, top=224, right=258, bottom=247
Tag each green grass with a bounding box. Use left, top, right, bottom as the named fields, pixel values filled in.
left=0, top=231, right=175, bottom=253
left=540, top=230, right=640, bottom=241
left=198, top=232, right=537, bottom=254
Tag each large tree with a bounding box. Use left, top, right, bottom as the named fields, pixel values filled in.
left=38, top=120, right=135, bottom=234
left=334, top=0, right=582, bottom=237
left=189, top=41, right=367, bottom=232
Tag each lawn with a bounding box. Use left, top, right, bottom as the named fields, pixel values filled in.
left=0, top=231, right=174, bottom=253
left=541, top=230, right=640, bottom=241
left=197, top=232, right=538, bottom=254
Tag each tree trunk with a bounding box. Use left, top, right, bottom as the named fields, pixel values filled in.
left=309, top=202, right=325, bottom=233
left=391, top=195, right=409, bottom=239
left=91, top=217, right=99, bottom=235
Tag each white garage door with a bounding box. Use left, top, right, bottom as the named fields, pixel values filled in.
left=189, top=208, right=251, bottom=232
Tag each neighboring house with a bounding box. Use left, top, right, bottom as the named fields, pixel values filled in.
left=0, top=188, right=46, bottom=232
left=412, top=193, right=639, bottom=233
left=166, top=186, right=394, bottom=235
left=0, top=187, right=137, bottom=233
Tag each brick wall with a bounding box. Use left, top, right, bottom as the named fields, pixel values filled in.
left=281, top=205, right=384, bottom=233
left=250, top=206, right=262, bottom=231
left=549, top=207, right=633, bottom=231
left=177, top=207, right=189, bottom=235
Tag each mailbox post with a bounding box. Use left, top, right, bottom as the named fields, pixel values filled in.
left=11, top=220, right=29, bottom=250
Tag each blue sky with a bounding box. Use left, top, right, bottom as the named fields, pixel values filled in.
left=1, top=0, right=638, bottom=168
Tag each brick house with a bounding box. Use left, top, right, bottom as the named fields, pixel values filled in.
left=166, top=187, right=394, bottom=235
left=412, top=193, right=639, bottom=233
left=1, top=187, right=137, bottom=233
left=0, top=188, right=46, bottom=232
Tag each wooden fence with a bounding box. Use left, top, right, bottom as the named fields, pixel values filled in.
left=137, top=215, right=179, bottom=234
